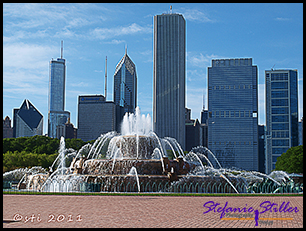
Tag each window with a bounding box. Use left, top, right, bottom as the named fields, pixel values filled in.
left=272, top=107, right=289, bottom=114
left=271, top=73, right=288, bottom=81
left=271, top=82, right=288, bottom=89
left=272, top=148, right=288, bottom=154
left=272, top=123, right=289, bottom=130
left=272, top=115, right=289, bottom=122
left=272, top=99, right=288, bottom=106
left=272, top=139, right=289, bottom=146
left=271, top=90, right=288, bottom=98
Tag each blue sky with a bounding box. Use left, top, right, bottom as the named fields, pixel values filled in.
left=3, top=3, right=303, bottom=134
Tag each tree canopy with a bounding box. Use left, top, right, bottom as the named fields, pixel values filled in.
left=3, top=135, right=93, bottom=154
left=274, top=145, right=303, bottom=173
left=3, top=135, right=94, bottom=173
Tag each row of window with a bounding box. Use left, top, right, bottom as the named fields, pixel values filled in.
left=271, top=107, right=289, bottom=114
left=271, top=82, right=288, bottom=89
left=209, top=85, right=256, bottom=90
left=211, top=111, right=256, bottom=118
left=271, top=90, right=288, bottom=98
left=272, top=123, right=289, bottom=130
left=209, top=141, right=257, bottom=146
left=272, top=147, right=289, bottom=155
left=272, top=130, right=289, bottom=138
left=272, top=139, right=289, bottom=146
left=269, top=73, right=289, bottom=81
left=272, top=115, right=289, bottom=122
left=271, top=99, right=288, bottom=106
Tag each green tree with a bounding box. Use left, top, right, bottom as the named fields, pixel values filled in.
left=274, top=145, right=303, bottom=173
left=3, top=151, right=57, bottom=172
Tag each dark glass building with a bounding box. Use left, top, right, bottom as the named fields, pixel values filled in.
left=113, top=48, right=137, bottom=115
left=265, top=69, right=298, bottom=173
left=3, top=116, right=13, bottom=138
left=77, top=95, right=123, bottom=141
left=13, top=99, right=43, bottom=137
left=208, top=58, right=258, bottom=171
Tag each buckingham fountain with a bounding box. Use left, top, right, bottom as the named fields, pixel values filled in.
left=3, top=107, right=303, bottom=194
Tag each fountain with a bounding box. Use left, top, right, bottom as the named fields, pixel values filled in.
left=4, top=107, right=303, bottom=194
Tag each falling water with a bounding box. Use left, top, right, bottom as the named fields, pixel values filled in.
left=152, top=148, right=165, bottom=173
left=251, top=171, right=281, bottom=186
left=128, top=167, right=140, bottom=193
left=205, top=148, right=222, bottom=169
left=186, top=152, right=239, bottom=194
left=195, top=153, right=214, bottom=168
left=59, top=136, right=66, bottom=175
left=163, top=139, right=177, bottom=159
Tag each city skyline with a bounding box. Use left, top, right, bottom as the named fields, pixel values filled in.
left=3, top=3, right=303, bottom=134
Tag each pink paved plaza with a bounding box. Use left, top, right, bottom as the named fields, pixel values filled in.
left=3, top=194, right=303, bottom=228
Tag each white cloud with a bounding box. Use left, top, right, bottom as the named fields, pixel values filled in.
left=274, top=17, right=292, bottom=21
left=3, top=42, right=57, bottom=101
left=70, top=82, right=89, bottom=87
left=3, top=42, right=57, bottom=70
left=187, top=52, right=219, bottom=68
left=90, top=23, right=152, bottom=40
left=179, top=8, right=215, bottom=23
left=106, top=39, right=126, bottom=44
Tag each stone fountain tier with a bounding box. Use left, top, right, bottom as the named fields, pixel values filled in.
left=83, top=174, right=245, bottom=193
left=17, top=173, right=48, bottom=190
left=82, top=157, right=196, bottom=176
left=109, top=135, right=159, bottom=159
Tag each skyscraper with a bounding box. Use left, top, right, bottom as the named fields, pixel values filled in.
left=3, top=116, right=13, bottom=138
left=13, top=99, right=43, bottom=138
left=113, top=48, right=137, bottom=115
left=265, top=69, right=298, bottom=173
left=153, top=12, right=186, bottom=149
left=77, top=95, right=121, bottom=141
left=48, top=41, right=70, bottom=138
left=208, top=58, right=258, bottom=171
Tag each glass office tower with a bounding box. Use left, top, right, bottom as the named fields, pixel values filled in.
left=208, top=58, right=258, bottom=171
left=13, top=99, right=43, bottom=138
left=113, top=49, right=137, bottom=115
left=265, top=69, right=298, bottom=173
left=153, top=12, right=186, bottom=149
left=48, top=56, right=70, bottom=138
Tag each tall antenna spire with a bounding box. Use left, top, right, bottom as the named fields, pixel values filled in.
left=125, top=44, right=127, bottom=55
left=61, top=40, right=63, bottom=59
left=105, top=56, right=107, bottom=100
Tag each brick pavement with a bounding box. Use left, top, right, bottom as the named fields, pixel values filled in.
left=3, top=194, right=303, bottom=228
